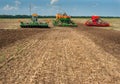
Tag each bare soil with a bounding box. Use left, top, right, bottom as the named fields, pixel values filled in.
left=0, top=29, right=49, bottom=48
left=76, top=23, right=120, bottom=59
left=0, top=24, right=120, bottom=84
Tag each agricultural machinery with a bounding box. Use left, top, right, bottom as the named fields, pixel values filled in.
left=53, top=13, right=77, bottom=27
left=20, top=13, right=49, bottom=28
left=85, top=15, right=110, bottom=27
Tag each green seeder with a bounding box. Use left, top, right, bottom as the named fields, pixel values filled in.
left=20, top=13, right=49, bottom=28
left=53, top=13, right=77, bottom=27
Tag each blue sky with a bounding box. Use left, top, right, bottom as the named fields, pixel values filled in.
left=0, top=0, right=120, bottom=16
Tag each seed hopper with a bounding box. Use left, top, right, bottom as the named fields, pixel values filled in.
left=53, top=13, right=77, bottom=27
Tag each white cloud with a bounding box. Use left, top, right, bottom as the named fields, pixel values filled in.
left=15, top=0, right=21, bottom=6
left=51, top=0, right=59, bottom=5
left=3, top=4, right=18, bottom=11
left=3, top=0, right=21, bottom=11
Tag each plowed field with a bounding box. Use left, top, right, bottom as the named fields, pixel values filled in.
left=0, top=19, right=120, bottom=84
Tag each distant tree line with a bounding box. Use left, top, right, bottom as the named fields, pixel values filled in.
left=0, top=15, right=55, bottom=18
left=0, top=15, right=120, bottom=18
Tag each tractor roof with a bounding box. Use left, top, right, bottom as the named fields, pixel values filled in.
left=32, top=13, right=38, bottom=17
left=92, top=15, right=100, bottom=19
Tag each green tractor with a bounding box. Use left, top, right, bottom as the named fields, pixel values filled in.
left=53, top=13, right=77, bottom=27
left=20, top=13, right=49, bottom=28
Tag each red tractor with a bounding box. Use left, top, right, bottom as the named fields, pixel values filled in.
left=85, top=15, right=110, bottom=27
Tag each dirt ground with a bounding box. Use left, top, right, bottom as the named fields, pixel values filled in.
left=0, top=20, right=120, bottom=84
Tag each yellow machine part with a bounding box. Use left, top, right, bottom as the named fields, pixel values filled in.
left=56, top=13, right=71, bottom=19
left=32, top=13, right=38, bottom=17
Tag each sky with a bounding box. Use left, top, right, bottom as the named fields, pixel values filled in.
left=0, top=0, right=120, bottom=16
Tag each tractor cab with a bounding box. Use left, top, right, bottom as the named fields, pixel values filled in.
left=91, top=16, right=100, bottom=24
left=31, top=13, right=38, bottom=23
